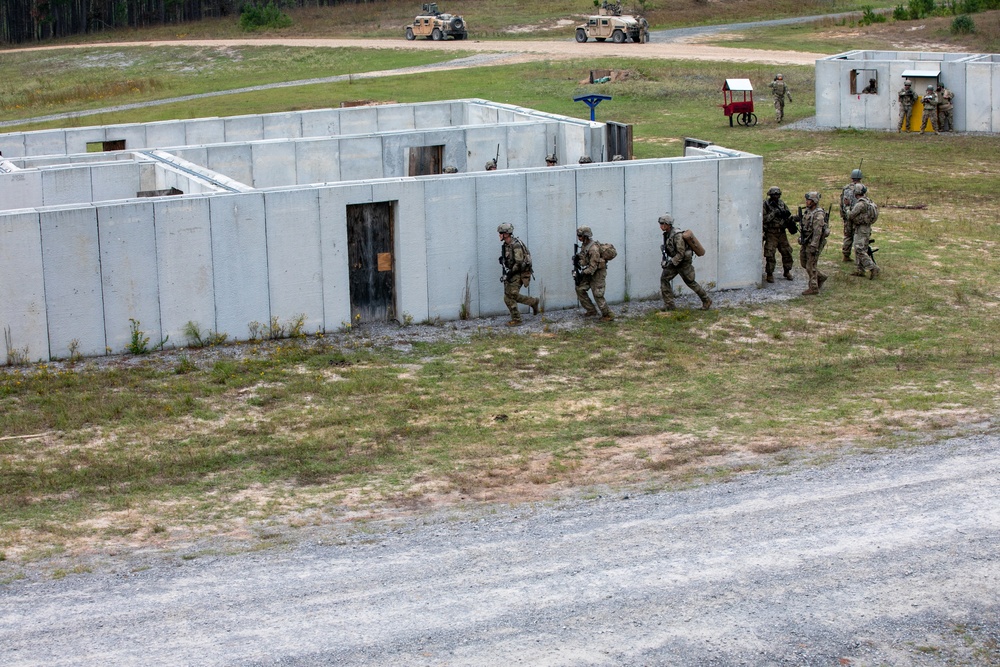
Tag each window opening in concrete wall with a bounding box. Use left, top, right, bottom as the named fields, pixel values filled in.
left=850, top=70, right=879, bottom=95
left=86, top=140, right=126, bottom=152
left=408, top=145, right=444, bottom=176
left=136, top=187, right=184, bottom=198
left=347, top=201, right=396, bottom=323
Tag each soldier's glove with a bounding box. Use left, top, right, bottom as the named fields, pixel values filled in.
left=670, top=257, right=681, bottom=267
left=661, top=259, right=668, bottom=269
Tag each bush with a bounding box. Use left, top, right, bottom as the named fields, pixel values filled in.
left=907, top=0, right=935, bottom=18
left=860, top=5, right=888, bottom=24
left=239, top=1, right=292, bottom=32
left=892, top=3, right=910, bottom=19
left=951, top=13, right=976, bottom=32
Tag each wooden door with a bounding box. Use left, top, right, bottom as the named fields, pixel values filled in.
left=605, top=122, right=633, bottom=160
left=347, top=202, right=395, bottom=322
left=408, top=145, right=443, bottom=176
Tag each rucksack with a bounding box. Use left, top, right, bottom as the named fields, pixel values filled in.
left=866, top=199, right=879, bottom=224
left=681, top=230, right=706, bottom=257
left=597, top=242, right=617, bottom=262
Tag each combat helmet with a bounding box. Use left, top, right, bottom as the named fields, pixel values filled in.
left=611, top=154, right=625, bottom=162
left=576, top=226, right=593, bottom=238
left=853, top=183, right=868, bottom=196
left=485, top=158, right=497, bottom=171
left=904, top=79, right=912, bottom=87
left=850, top=168, right=863, bottom=180
left=545, top=153, right=558, bottom=164
left=497, top=223, right=514, bottom=235
left=767, top=186, right=782, bottom=197
left=927, top=84, right=935, bottom=91
left=804, top=191, right=821, bottom=203
left=775, top=73, right=783, bottom=80
left=657, top=213, right=674, bottom=226
left=578, top=156, right=593, bottom=164
left=443, top=166, right=458, bottom=173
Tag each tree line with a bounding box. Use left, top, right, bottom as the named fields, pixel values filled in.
left=0, top=0, right=381, bottom=45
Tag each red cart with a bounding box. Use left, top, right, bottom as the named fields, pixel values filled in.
left=721, top=78, right=757, bottom=127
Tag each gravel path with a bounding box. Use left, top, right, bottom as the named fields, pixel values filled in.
left=2, top=432, right=997, bottom=666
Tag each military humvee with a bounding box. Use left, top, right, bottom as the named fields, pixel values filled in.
left=575, top=1, right=649, bottom=44
left=405, top=3, right=468, bottom=41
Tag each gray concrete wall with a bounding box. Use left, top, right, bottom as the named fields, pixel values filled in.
left=816, top=50, right=1000, bottom=132
left=0, top=154, right=762, bottom=363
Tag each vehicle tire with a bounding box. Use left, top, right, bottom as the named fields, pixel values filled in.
left=612, top=29, right=625, bottom=43
left=576, top=28, right=588, bottom=43
left=736, top=113, right=747, bottom=127
left=432, top=27, right=442, bottom=41
left=405, top=27, right=415, bottom=41
left=450, top=17, right=463, bottom=31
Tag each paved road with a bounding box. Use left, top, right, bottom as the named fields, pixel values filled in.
left=2, top=433, right=998, bottom=666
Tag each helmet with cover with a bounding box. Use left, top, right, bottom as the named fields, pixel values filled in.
left=853, top=183, right=868, bottom=196
left=805, top=191, right=821, bottom=203
left=576, top=226, right=593, bottom=238
left=657, top=214, right=674, bottom=226
left=850, top=168, right=863, bottom=180
left=497, top=223, right=514, bottom=235
left=767, top=186, right=782, bottom=197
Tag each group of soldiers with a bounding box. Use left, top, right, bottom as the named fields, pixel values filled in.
left=497, top=215, right=712, bottom=326
left=897, top=79, right=955, bottom=133
left=762, top=168, right=880, bottom=296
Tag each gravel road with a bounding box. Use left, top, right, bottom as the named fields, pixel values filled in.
left=2, top=432, right=998, bottom=666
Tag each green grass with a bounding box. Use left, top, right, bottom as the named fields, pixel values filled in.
left=1, top=26, right=999, bottom=569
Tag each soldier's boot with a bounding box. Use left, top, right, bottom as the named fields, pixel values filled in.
left=701, top=297, right=713, bottom=311
left=581, top=310, right=598, bottom=318
left=506, top=319, right=522, bottom=327
left=801, top=287, right=819, bottom=296
left=783, top=269, right=793, bottom=281
left=843, top=254, right=853, bottom=262
left=600, top=311, right=615, bottom=322
left=660, top=303, right=675, bottom=312
left=851, top=269, right=866, bottom=277
left=869, top=266, right=881, bottom=280
left=765, top=274, right=775, bottom=283
left=530, top=298, right=540, bottom=315
left=817, top=274, right=827, bottom=289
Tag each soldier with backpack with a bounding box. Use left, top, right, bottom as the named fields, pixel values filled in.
left=497, top=223, right=540, bottom=326
left=847, top=184, right=881, bottom=280
left=658, top=214, right=712, bottom=311
left=573, top=226, right=615, bottom=321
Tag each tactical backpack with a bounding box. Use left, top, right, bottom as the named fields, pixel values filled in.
left=597, top=242, right=617, bottom=263
left=681, top=230, right=706, bottom=257
left=866, top=199, right=879, bottom=224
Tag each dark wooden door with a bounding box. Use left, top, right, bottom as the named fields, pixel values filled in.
left=605, top=122, right=633, bottom=160
left=408, top=145, right=443, bottom=176
left=347, top=202, right=395, bottom=322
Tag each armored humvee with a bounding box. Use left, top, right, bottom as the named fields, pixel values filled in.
left=405, top=3, right=468, bottom=41
left=575, top=1, right=649, bottom=44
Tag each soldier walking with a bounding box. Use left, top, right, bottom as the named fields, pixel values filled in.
left=762, top=187, right=795, bottom=283
left=794, top=192, right=829, bottom=296
left=936, top=83, right=955, bottom=132
left=659, top=214, right=712, bottom=310
left=839, top=167, right=864, bottom=263
left=920, top=85, right=940, bottom=134
left=847, top=183, right=881, bottom=280
left=573, top=226, right=614, bottom=321
left=769, top=73, right=792, bottom=123
left=497, top=223, right=539, bottom=326
left=898, top=80, right=917, bottom=132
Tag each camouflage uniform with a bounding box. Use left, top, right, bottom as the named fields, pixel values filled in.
left=796, top=193, right=829, bottom=295
left=920, top=86, right=939, bottom=134
left=498, top=224, right=539, bottom=325
left=574, top=228, right=613, bottom=320
left=659, top=215, right=711, bottom=310
left=840, top=173, right=863, bottom=261
left=936, top=85, right=954, bottom=132
left=769, top=75, right=792, bottom=122
left=848, top=185, right=880, bottom=279
left=762, top=189, right=794, bottom=282
left=898, top=82, right=917, bottom=132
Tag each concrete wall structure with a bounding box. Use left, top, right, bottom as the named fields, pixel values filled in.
left=816, top=50, right=1000, bottom=132
left=0, top=100, right=763, bottom=362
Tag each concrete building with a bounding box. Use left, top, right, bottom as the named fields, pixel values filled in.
left=0, top=100, right=763, bottom=362
left=816, top=50, right=1000, bottom=132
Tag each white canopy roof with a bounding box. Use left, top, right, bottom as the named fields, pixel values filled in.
left=901, top=69, right=940, bottom=78
left=723, top=78, right=753, bottom=91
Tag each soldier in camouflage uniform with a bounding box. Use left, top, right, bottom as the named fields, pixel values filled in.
left=762, top=187, right=794, bottom=283
left=936, top=83, right=955, bottom=132
left=498, top=223, right=540, bottom=326
left=485, top=159, right=497, bottom=171
left=768, top=73, right=792, bottom=123
left=920, top=85, right=940, bottom=134
left=898, top=80, right=917, bottom=132
left=659, top=214, right=712, bottom=310
left=793, top=192, right=829, bottom=296
left=574, top=226, right=614, bottom=321
left=839, top=168, right=864, bottom=262
left=847, top=183, right=881, bottom=280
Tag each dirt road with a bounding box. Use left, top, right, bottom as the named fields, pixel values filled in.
left=2, top=433, right=998, bottom=666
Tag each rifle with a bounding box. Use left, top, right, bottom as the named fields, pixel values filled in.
left=572, top=243, right=584, bottom=285
left=867, top=237, right=879, bottom=265
left=495, top=144, right=500, bottom=169
left=499, top=247, right=510, bottom=283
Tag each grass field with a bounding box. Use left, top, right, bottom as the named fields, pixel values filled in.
left=1, top=13, right=999, bottom=575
